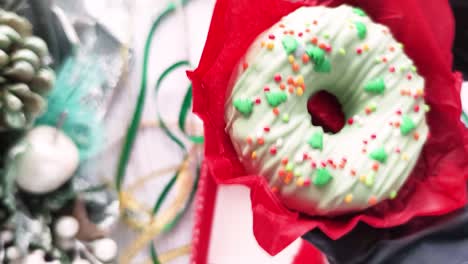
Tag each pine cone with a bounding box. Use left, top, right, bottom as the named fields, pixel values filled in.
left=0, top=9, right=55, bottom=130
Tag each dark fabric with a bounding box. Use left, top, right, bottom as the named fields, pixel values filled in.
left=304, top=205, right=468, bottom=264
left=452, top=0, right=468, bottom=77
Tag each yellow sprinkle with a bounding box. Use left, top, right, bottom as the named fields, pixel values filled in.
left=344, top=194, right=353, bottom=203
left=402, top=153, right=409, bottom=161
left=261, top=41, right=265, bottom=48
left=359, top=175, right=366, bottom=182
left=416, top=88, right=424, bottom=96
left=338, top=48, right=346, bottom=55
left=296, top=178, right=304, bottom=187
left=363, top=44, right=370, bottom=51
left=267, top=42, right=275, bottom=50
left=296, top=75, right=304, bottom=86
left=288, top=55, right=295, bottom=64
left=296, top=88, right=304, bottom=96
left=251, top=151, right=257, bottom=160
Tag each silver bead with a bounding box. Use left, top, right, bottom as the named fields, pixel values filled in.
left=11, top=49, right=40, bottom=69
left=89, top=238, right=118, bottom=263
left=0, top=49, right=9, bottom=68
left=0, top=11, right=32, bottom=36
left=4, top=91, right=22, bottom=111
left=0, top=25, right=21, bottom=44
left=0, top=33, right=11, bottom=50
left=23, top=37, right=48, bottom=57
left=4, top=60, right=35, bottom=82
left=30, top=68, right=55, bottom=94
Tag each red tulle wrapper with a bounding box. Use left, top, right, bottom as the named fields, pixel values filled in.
left=188, top=0, right=468, bottom=255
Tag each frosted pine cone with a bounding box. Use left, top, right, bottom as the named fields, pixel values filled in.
left=0, top=9, right=55, bottom=130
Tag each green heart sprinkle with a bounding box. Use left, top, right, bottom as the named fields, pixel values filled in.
left=282, top=36, right=298, bottom=54
left=369, top=146, right=388, bottom=163
left=400, top=115, right=416, bottom=135
left=364, top=77, right=386, bottom=94
left=354, top=21, right=367, bottom=40
left=353, top=7, right=367, bottom=16
left=266, top=91, right=287, bottom=107
left=308, top=131, right=323, bottom=150
left=313, top=168, right=333, bottom=187
left=233, top=98, right=254, bottom=117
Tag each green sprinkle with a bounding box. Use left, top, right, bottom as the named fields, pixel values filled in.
left=353, top=7, right=367, bottom=16
left=305, top=22, right=311, bottom=27
left=368, top=102, right=377, bottom=112
left=282, top=114, right=290, bottom=123
left=313, top=168, right=333, bottom=187
left=389, top=190, right=398, bottom=199
left=365, top=173, right=375, bottom=187
left=400, top=66, right=408, bottom=72
left=364, top=77, right=386, bottom=94
left=233, top=98, right=253, bottom=117
left=411, top=65, right=417, bottom=73
left=339, top=48, right=346, bottom=55
left=354, top=22, right=367, bottom=40
left=266, top=91, right=287, bottom=107
left=282, top=36, right=298, bottom=54
left=294, top=169, right=302, bottom=177
left=400, top=115, right=416, bottom=135
left=324, top=33, right=330, bottom=39
left=423, top=104, right=430, bottom=112
left=308, top=131, right=324, bottom=150
left=286, top=162, right=294, bottom=172
left=369, top=146, right=388, bottom=163
left=398, top=43, right=404, bottom=49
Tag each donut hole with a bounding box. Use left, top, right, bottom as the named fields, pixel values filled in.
left=307, top=90, right=345, bottom=134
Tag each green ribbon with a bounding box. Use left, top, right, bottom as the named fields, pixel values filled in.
left=114, top=1, right=202, bottom=263
left=462, top=111, right=468, bottom=127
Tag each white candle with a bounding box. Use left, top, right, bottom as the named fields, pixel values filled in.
left=14, top=125, right=79, bottom=194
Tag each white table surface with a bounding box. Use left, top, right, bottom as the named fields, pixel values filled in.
left=97, top=0, right=468, bottom=263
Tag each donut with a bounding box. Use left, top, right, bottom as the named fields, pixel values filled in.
left=225, top=5, right=429, bottom=216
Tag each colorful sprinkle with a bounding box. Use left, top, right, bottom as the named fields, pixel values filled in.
left=270, top=146, right=277, bottom=155
left=365, top=173, right=375, bottom=187
left=368, top=196, right=377, bottom=205
left=251, top=151, right=257, bottom=160
left=282, top=36, right=298, bottom=54
left=364, top=77, right=386, bottom=94
left=339, top=48, right=346, bottom=55
left=288, top=55, right=295, bottom=64
left=389, top=190, right=398, bottom=199
left=302, top=53, right=310, bottom=64
left=267, top=42, right=275, bottom=50
left=274, top=74, right=282, bottom=82
left=313, top=168, right=333, bottom=187
left=296, top=88, right=304, bottom=96
left=296, top=178, right=305, bottom=187
left=354, top=22, right=367, bottom=39
left=369, top=146, right=388, bottom=163
left=344, top=194, right=353, bottom=203
left=273, top=108, right=280, bottom=115
left=423, top=104, right=430, bottom=112
left=400, top=115, right=416, bottom=135
left=233, top=98, right=254, bottom=116
left=266, top=91, right=287, bottom=107
left=292, top=62, right=300, bottom=72
left=308, top=131, right=324, bottom=150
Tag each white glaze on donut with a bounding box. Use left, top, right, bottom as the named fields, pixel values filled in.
left=225, top=5, right=429, bottom=216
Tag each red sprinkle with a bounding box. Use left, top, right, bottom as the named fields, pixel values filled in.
left=342, top=158, right=348, bottom=163
left=311, top=162, right=317, bottom=168
left=273, top=108, right=280, bottom=115
left=362, top=148, right=367, bottom=153
left=407, top=74, right=413, bottom=80
left=274, top=74, right=282, bottom=82
left=255, top=98, right=261, bottom=104
left=356, top=48, right=363, bottom=54
left=278, top=170, right=286, bottom=177
left=313, top=20, right=318, bottom=25
left=302, top=54, right=310, bottom=64
left=303, top=153, right=309, bottom=160
left=389, top=66, right=395, bottom=73
left=396, top=110, right=402, bottom=115
left=368, top=196, right=377, bottom=205
left=325, top=45, right=332, bottom=53
left=319, top=43, right=327, bottom=50
left=270, top=146, right=277, bottom=155
left=281, top=158, right=288, bottom=165
left=321, top=161, right=327, bottom=167
left=298, top=32, right=303, bottom=37
left=363, top=140, right=368, bottom=145
left=246, top=137, right=252, bottom=145
left=382, top=57, right=388, bottom=63
left=257, top=138, right=265, bottom=145
left=414, top=105, right=420, bottom=112
left=371, top=134, right=376, bottom=139
left=413, top=132, right=420, bottom=140
left=372, top=163, right=379, bottom=171
left=311, top=37, right=318, bottom=45
left=395, top=147, right=401, bottom=153
left=268, top=34, right=275, bottom=40
left=347, top=118, right=354, bottom=125
left=304, top=179, right=311, bottom=186
left=242, top=62, right=249, bottom=70
left=264, top=127, right=270, bottom=132
left=327, top=159, right=334, bottom=165
left=264, top=86, right=270, bottom=92
left=351, top=169, right=357, bottom=176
